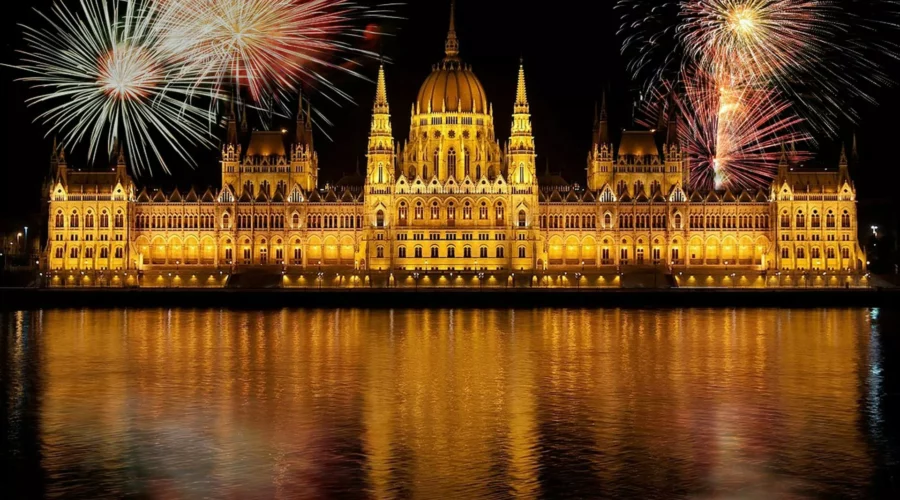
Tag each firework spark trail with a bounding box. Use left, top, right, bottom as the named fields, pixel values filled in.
left=152, top=0, right=394, bottom=114
left=12, top=0, right=217, bottom=174
left=659, top=70, right=810, bottom=190
left=618, top=0, right=900, bottom=134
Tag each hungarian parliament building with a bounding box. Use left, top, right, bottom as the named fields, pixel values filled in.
left=41, top=6, right=868, bottom=288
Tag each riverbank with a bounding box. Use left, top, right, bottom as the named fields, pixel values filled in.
left=1, top=287, right=896, bottom=310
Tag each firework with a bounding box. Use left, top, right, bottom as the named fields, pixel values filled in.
left=152, top=0, right=387, bottom=110
left=12, top=0, right=216, bottom=174
left=661, top=70, right=810, bottom=190
left=618, top=0, right=900, bottom=133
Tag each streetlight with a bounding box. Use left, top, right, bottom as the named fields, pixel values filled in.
left=16, top=232, right=23, bottom=254
left=871, top=225, right=879, bottom=236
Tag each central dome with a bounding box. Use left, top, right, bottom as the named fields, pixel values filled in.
left=416, top=61, right=488, bottom=114
left=416, top=1, right=488, bottom=114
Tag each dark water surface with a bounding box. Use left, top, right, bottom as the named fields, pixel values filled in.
left=3, top=308, right=900, bottom=499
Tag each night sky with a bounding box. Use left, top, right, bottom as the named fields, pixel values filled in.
left=2, top=0, right=900, bottom=234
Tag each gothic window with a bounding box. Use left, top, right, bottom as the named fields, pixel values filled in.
left=826, top=247, right=835, bottom=259
left=518, top=246, right=526, bottom=258
left=480, top=246, right=488, bottom=258
left=650, top=180, right=661, bottom=195
left=100, top=247, right=109, bottom=259
left=414, top=246, right=423, bottom=258
left=85, top=247, right=94, bottom=259
left=399, top=246, right=407, bottom=258
left=604, top=213, right=612, bottom=228
left=464, top=202, right=472, bottom=220
left=496, top=247, right=505, bottom=258
left=842, top=247, right=850, bottom=259
left=826, top=211, right=835, bottom=228
left=782, top=247, right=790, bottom=259
left=430, top=246, right=439, bottom=258
left=841, top=210, right=851, bottom=228
left=222, top=213, right=231, bottom=229
left=518, top=210, right=527, bottom=228
left=55, top=211, right=64, bottom=228
left=70, top=247, right=79, bottom=259
left=100, top=211, right=109, bottom=228
left=415, top=202, right=424, bottom=219
left=448, top=203, right=456, bottom=221
left=476, top=165, right=482, bottom=179
left=634, top=180, right=644, bottom=194
left=399, top=202, right=408, bottom=221
left=378, top=162, right=384, bottom=184
left=617, top=180, right=627, bottom=196
left=811, top=210, right=821, bottom=228
left=674, top=213, right=682, bottom=229
left=519, top=162, right=525, bottom=184
left=480, top=202, right=488, bottom=220
left=55, top=247, right=64, bottom=259
left=797, top=247, right=806, bottom=259
left=376, top=210, right=385, bottom=227
left=448, top=246, right=456, bottom=258
left=84, top=211, right=94, bottom=228
left=796, top=210, right=805, bottom=228
left=293, top=213, right=301, bottom=228
left=448, top=149, right=457, bottom=179
left=464, top=246, right=472, bottom=258
left=431, top=202, right=440, bottom=219
left=464, top=149, right=471, bottom=177
left=376, top=246, right=384, bottom=258
left=781, top=211, right=790, bottom=228
left=115, top=247, right=123, bottom=259
left=423, top=165, right=429, bottom=179
left=70, top=211, right=80, bottom=228
left=495, top=203, right=505, bottom=224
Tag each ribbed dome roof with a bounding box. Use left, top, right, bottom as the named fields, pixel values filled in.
left=417, top=61, right=488, bottom=114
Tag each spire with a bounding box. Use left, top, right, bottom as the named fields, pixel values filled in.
left=117, top=143, right=126, bottom=166
left=839, top=142, right=848, bottom=167
left=778, top=141, right=789, bottom=174
left=373, top=62, right=389, bottom=112
left=444, top=0, right=459, bottom=59
left=50, top=136, right=59, bottom=166
left=226, top=98, right=238, bottom=145
left=514, top=58, right=529, bottom=113
left=851, top=132, right=859, bottom=163
left=594, top=92, right=609, bottom=145
left=240, top=102, right=248, bottom=133
left=666, top=92, right=679, bottom=146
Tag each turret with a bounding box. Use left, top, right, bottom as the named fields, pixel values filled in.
left=290, top=90, right=319, bottom=191
left=366, top=63, right=394, bottom=187
left=587, top=92, right=612, bottom=190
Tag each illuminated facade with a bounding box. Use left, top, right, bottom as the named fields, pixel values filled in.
left=42, top=3, right=867, bottom=288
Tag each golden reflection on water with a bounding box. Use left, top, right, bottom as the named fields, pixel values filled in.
left=3, top=308, right=880, bottom=498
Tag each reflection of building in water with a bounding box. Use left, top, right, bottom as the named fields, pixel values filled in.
left=40, top=2, right=867, bottom=289
left=11, top=308, right=880, bottom=497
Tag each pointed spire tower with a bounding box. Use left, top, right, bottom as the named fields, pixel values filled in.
left=588, top=91, right=612, bottom=190
left=509, top=58, right=536, bottom=188
left=220, top=98, right=242, bottom=189
left=290, top=88, right=318, bottom=191
left=366, top=62, right=394, bottom=188
left=445, top=0, right=459, bottom=61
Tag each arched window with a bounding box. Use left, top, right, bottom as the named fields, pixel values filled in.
left=423, top=165, right=429, bottom=179
left=617, top=180, right=628, bottom=196
left=100, top=247, right=109, bottom=259
left=399, top=246, right=407, bottom=258
left=415, top=202, right=424, bottom=219
left=842, top=247, right=850, bottom=259
left=399, top=202, right=408, bottom=222
left=796, top=210, right=805, bottom=228
left=518, top=246, right=526, bottom=258
left=55, top=211, right=64, bottom=228
left=222, top=213, right=231, bottom=229
left=292, top=213, right=300, bottom=228
left=260, top=181, right=270, bottom=197
left=826, top=211, right=835, bottom=228
left=634, top=180, right=644, bottom=195
left=100, top=211, right=109, bottom=228
left=376, top=246, right=384, bottom=258
left=448, top=149, right=457, bottom=179
left=85, top=211, right=94, bottom=228
left=518, top=210, right=527, bottom=228
left=70, top=211, right=80, bottom=228
left=496, top=247, right=505, bottom=258
left=448, top=246, right=456, bottom=258
left=431, top=202, right=440, bottom=219
left=604, top=213, right=612, bottom=228
left=782, top=247, right=790, bottom=258
left=447, top=202, right=456, bottom=221
left=811, top=247, right=820, bottom=259
left=463, top=202, right=473, bottom=219
left=376, top=210, right=385, bottom=227
left=650, top=180, right=661, bottom=195
left=430, top=246, right=439, bottom=258
left=480, top=202, right=488, bottom=220
left=781, top=211, right=790, bottom=228
left=480, top=246, right=488, bottom=258
left=826, top=247, right=835, bottom=259
left=797, top=247, right=806, bottom=259
left=674, top=213, right=682, bottom=229
left=811, top=210, right=821, bottom=228
left=115, top=247, right=124, bottom=259
left=495, top=203, right=505, bottom=224
left=414, top=246, right=423, bottom=258
left=464, top=246, right=472, bottom=258
left=475, top=165, right=482, bottom=179
left=841, top=210, right=851, bottom=228
left=378, top=162, right=384, bottom=184
left=518, top=162, right=525, bottom=184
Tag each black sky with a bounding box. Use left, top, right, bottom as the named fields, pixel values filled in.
left=3, top=0, right=900, bottom=233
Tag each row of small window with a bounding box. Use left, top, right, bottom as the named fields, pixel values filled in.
left=781, top=234, right=851, bottom=241
left=386, top=246, right=526, bottom=259
left=54, top=247, right=124, bottom=259
left=396, top=233, right=507, bottom=241
left=55, top=210, right=124, bottom=229
left=688, top=214, right=770, bottom=230
left=134, top=214, right=217, bottom=229
left=780, top=247, right=852, bottom=259
left=57, top=234, right=124, bottom=242
left=780, top=210, right=851, bottom=229
left=396, top=200, right=514, bottom=222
